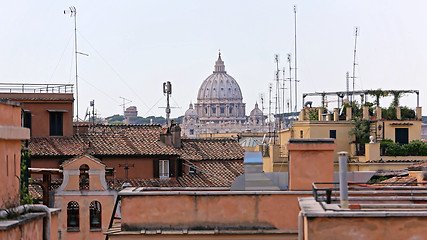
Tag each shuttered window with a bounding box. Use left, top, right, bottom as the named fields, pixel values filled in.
left=159, top=160, right=169, bottom=179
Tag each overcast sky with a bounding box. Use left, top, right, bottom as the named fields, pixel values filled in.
left=1, top=1, right=426, bottom=119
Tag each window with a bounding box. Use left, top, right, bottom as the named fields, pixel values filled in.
left=220, top=108, right=225, bottom=114
left=329, top=130, right=337, bottom=139
left=79, top=164, right=89, bottom=190
left=189, top=165, right=196, bottom=174
left=23, top=111, right=31, bottom=135
left=189, top=129, right=194, bottom=135
left=49, top=112, right=63, bottom=136
left=89, top=201, right=102, bottom=230
left=300, top=130, right=303, bottom=138
left=395, top=128, right=409, bottom=145
left=212, top=108, right=216, bottom=114
left=229, top=107, right=233, bottom=114
left=159, top=160, right=169, bottom=179
left=67, top=201, right=79, bottom=231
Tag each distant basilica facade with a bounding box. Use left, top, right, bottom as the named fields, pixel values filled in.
left=182, top=53, right=267, bottom=137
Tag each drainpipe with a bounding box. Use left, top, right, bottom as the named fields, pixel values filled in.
left=0, top=204, right=51, bottom=240
left=338, top=152, right=349, bottom=209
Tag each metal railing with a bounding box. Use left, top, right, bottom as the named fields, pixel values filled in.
left=0, top=83, right=74, bottom=94
left=312, top=182, right=427, bottom=204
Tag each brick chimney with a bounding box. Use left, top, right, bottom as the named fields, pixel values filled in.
left=170, top=122, right=181, bottom=148
left=160, top=121, right=181, bottom=148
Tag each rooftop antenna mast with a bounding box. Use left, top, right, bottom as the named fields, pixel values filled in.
left=259, top=93, right=266, bottom=114
left=351, top=27, right=359, bottom=103
left=287, top=54, right=293, bottom=113
left=274, top=54, right=281, bottom=131
left=293, top=5, right=299, bottom=112
left=119, top=97, right=132, bottom=115
left=346, top=72, right=350, bottom=102
left=64, top=6, right=88, bottom=134
left=163, top=81, right=172, bottom=127
left=268, top=83, right=272, bottom=137
left=282, top=67, right=287, bottom=114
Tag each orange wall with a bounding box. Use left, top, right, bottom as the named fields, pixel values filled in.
left=0, top=103, right=21, bottom=126
left=54, top=195, right=116, bottom=240
left=304, top=216, right=427, bottom=240
left=32, top=156, right=180, bottom=179
left=121, top=192, right=311, bottom=232
left=0, top=215, right=43, bottom=240
left=288, top=142, right=335, bottom=190
left=22, top=101, right=73, bottom=137
left=0, top=139, right=22, bottom=208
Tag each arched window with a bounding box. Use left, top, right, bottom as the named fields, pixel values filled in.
left=89, top=201, right=102, bottom=230
left=79, top=164, right=89, bottom=190
left=67, top=201, right=79, bottom=230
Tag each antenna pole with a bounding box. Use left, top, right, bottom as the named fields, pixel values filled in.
left=346, top=72, right=350, bottom=102
left=163, top=81, right=172, bottom=127
left=274, top=55, right=280, bottom=132
left=287, top=54, right=293, bottom=113
left=119, top=97, right=132, bottom=116
left=282, top=67, right=286, bottom=115
left=352, top=27, right=359, bottom=103
left=293, top=5, right=298, bottom=112
left=65, top=6, right=79, bottom=133
left=268, top=83, right=272, bottom=138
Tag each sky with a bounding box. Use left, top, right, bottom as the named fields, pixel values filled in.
left=1, top=0, right=427, bottom=119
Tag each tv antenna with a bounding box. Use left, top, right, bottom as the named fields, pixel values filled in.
left=163, top=81, right=172, bottom=127
left=287, top=54, right=293, bottom=113
left=119, top=97, right=132, bottom=114
left=64, top=6, right=88, bottom=134
left=351, top=27, right=359, bottom=103
left=293, top=5, right=299, bottom=112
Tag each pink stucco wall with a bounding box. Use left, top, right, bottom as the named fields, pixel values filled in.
left=0, top=215, right=43, bottom=240
left=304, top=216, right=427, bottom=240
left=288, top=142, right=335, bottom=190
left=121, top=192, right=311, bottom=232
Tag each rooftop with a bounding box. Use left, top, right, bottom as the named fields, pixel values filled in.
left=30, top=124, right=244, bottom=160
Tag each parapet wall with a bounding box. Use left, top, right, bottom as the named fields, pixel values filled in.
left=120, top=190, right=311, bottom=232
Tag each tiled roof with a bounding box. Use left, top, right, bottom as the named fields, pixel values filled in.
left=379, top=175, right=418, bottom=186
left=408, top=161, right=427, bottom=171
left=179, top=138, right=244, bottom=161
left=366, top=159, right=424, bottom=163
left=29, top=161, right=244, bottom=199
left=29, top=124, right=180, bottom=157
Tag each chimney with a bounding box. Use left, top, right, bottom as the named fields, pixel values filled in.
left=338, top=151, right=349, bottom=209
left=160, top=121, right=181, bottom=148
left=160, top=127, right=172, bottom=146
left=170, top=122, right=181, bottom=148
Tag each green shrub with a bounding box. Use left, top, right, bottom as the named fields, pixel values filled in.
left=382, top=140, right=427, bottom=156
left=400, top=106, right=415, bottom=120
left=382, top=107, right=397, bottom=120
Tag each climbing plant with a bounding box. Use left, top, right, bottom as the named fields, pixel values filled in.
left=20, top=149, right=33, bottom=205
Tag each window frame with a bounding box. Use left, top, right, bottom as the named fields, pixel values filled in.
left=89, top=201, right=102, bottom=231
left=49, top=112, right=63, bottom=136
left=159, top=160, right=170, bottom=179
left=67, top=201, right=80, bottom=231
left=329, top=130, right=337, bottom=139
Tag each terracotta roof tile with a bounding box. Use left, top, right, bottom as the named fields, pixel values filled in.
left=29, top=124, right=179, bottom=157
left=29, top=161, right=244, bottom=198
left=379, top=175, right=418, bottom=186
left=179, top=138, right=244, bottom=161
